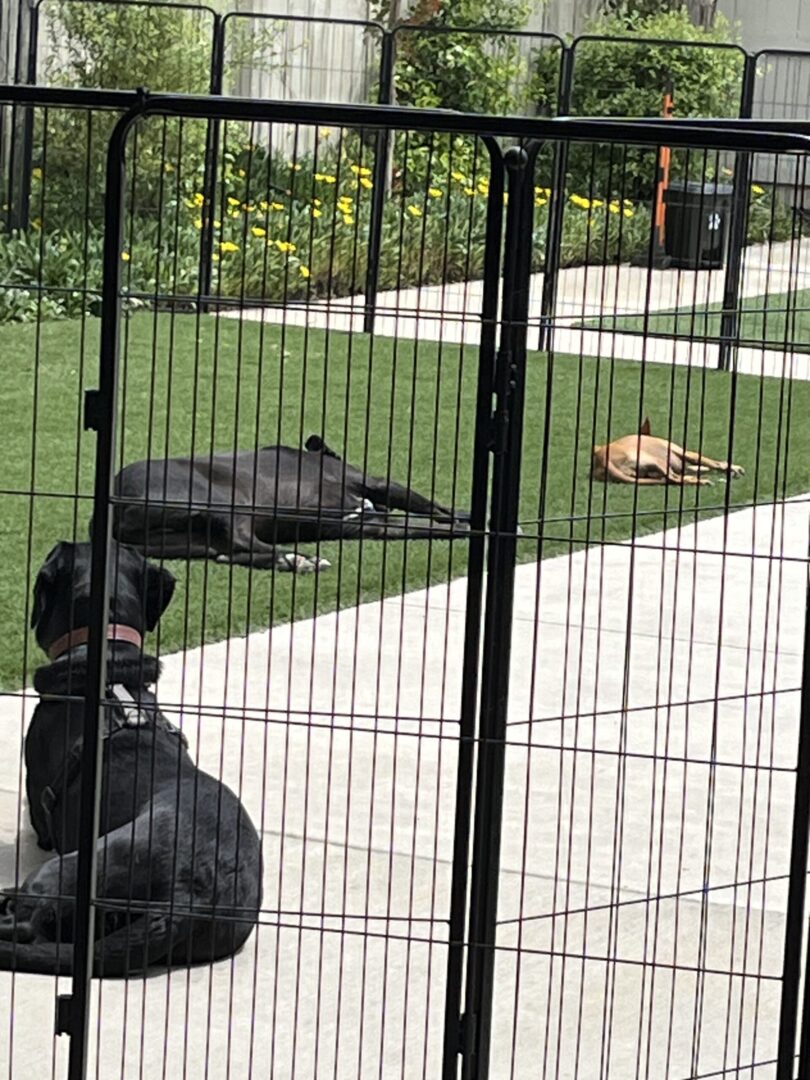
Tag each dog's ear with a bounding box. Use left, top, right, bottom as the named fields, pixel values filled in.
left=143, top=561, right=176, bottom=632
left=30, top=543, right=66, bottom=631
left=640, top=417, right=651, bottom=436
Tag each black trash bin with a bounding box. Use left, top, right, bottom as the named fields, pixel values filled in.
left=663, top=180, right=734, bottom=270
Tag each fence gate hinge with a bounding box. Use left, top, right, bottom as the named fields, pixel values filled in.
left=55, top=993, right=72, bottom=1037
left=83, top=388, right=102, bottom=431
left=458, top=1010, right=477, bottom=1057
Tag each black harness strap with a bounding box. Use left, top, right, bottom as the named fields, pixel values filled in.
left=39, top=685, right=188, bottom=849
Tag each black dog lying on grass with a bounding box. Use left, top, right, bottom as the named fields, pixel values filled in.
left=109, top=434, right=471, bottom=572
left=0, top=541, right=262, bottom=976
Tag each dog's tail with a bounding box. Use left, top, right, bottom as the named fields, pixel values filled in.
left=305, top=435, right=341, bottom=460
left=0, top=911, right=178, bottom=978
left=0, top=939, right=75, bottom=975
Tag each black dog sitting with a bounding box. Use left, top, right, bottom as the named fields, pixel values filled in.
left=109, top=434, right=471, bottom=572
left=0, top=541, right=262, bottom=976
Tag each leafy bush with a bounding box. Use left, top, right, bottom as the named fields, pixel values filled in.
left=387, top=0, right=532, bottom=114
left=535, top=5, right=746, bottom=198
left=34, top=0, right=277, bottom=227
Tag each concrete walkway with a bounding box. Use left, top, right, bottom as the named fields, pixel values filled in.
left=227, top=238, right=810, bottom=381
left=0, top=495, right=807, bottom=1078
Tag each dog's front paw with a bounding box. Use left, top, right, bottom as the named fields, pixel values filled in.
left=278, top=553, right=331, bottom=574
left=729, top=463, right=745, bottom=478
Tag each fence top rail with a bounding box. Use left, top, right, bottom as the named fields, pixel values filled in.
left=34, top=0, right=218, bottom=15
left=2, top=83, right=810, bottom=154
left=752, top=47, right=810, bottom=61
left=570, top=32, right=748, bottom=57
left=391, top=23, right=566, bottom=47
left=221, top=10, right=385, bottom=33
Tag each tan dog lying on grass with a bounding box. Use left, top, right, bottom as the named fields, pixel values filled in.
left=592, top=418, right=745, bottom=486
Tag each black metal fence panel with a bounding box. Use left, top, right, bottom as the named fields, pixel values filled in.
left=0, top=85, right=809, bottom=1080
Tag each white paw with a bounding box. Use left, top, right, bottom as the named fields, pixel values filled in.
left=279, top=553, right=331, bottom=573
left=729, top=464, right=745, bottom=478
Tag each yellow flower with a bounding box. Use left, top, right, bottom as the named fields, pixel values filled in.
left=251, top=225, right=266, bottom=238
left=350, top=164, right=372, bottom=177
left=535, top=186, right=551, bottom=197
left=194, top=217, right=203, bottom=229
left=312, top=208, right=322, bottom=218
left=407, top=205, right=423, bottom=217
left=31, top=167, right=42, bottom=180
left=275, top=240, right=296, bottom=254
left=242, top=203, right=255, bottom=213
left=343, top=215, right=355, bottom=226
left=535, top=197, right=547, bottom=207
left=477, top=180, right=489, bottom=195
left=212, top=253, right=220, bottom=262
left=313, top=198, right=322, bottom=207
left=121, top=250, right=130, bottom=261
left=609, top=200, right=621, bottom=214
left=451, top=171, right=467, bottom=183
left=428, top=187, right=443, bottom=198
left=315, top=173, right=337, bottom=184
left=220, top=241, right=239, bottom=253
left=213, top=219, right=221, bottom=228
left=591, top=198, right=604, bottom=209
left=300, top=266, right=311, bottom=279
left=271, top=202, right=284, bottom=211
left=464, top=187, right=476, bottom=197
left=319, top=127, right=332, bottom=139
left=192, top=192, right=205, bottom=207
left=623, top=208, right=635, bottom=218
left=359, top=177, right=373, bottom=190
left=570, top=194, right=591, bottom=209
left=227, top=196, right=240, bottom=207
left=238, top=168, right=246, bottom=178
left=751, top=184, right=765, bottom=195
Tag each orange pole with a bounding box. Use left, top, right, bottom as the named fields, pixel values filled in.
left=654, top=90, right=674, bottom=253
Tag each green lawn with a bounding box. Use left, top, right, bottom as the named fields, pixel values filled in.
left=1, top=312, right=808, bottom=690
left=583, top=287, right=810, bottom=351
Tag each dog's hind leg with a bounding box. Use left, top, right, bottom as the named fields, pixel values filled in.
left=92, top=911, right=177, bottom=976
left=682, top=449, right=745, bottom=478
left=216, top=531, right=330, bottom=573
left=314, top=512, right=471, bottom=541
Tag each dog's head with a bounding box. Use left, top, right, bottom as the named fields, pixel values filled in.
left=30, top=541, right=176, bottom=655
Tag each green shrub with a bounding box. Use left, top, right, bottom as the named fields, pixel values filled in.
left=535, top=5, right=746, bottom=198
left=34, top=0, right=277, bottom=227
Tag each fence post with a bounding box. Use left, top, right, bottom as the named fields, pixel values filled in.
left=537, top=43, right=572, bottom=353
left=8, top=0, right=37, bottom=230
left=363, top=27, right=394, bottom=336
left=776, top=578, right=810, bottom=1079
left=441, top=139, right=505, bottom=1080
left=62, top=101, right=139, bottom=1080
left=718, top=51, right=756, bottom=372
left=460, top=140, right=539, bottom=1080
left=197, top=12, right=224, bottom=314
